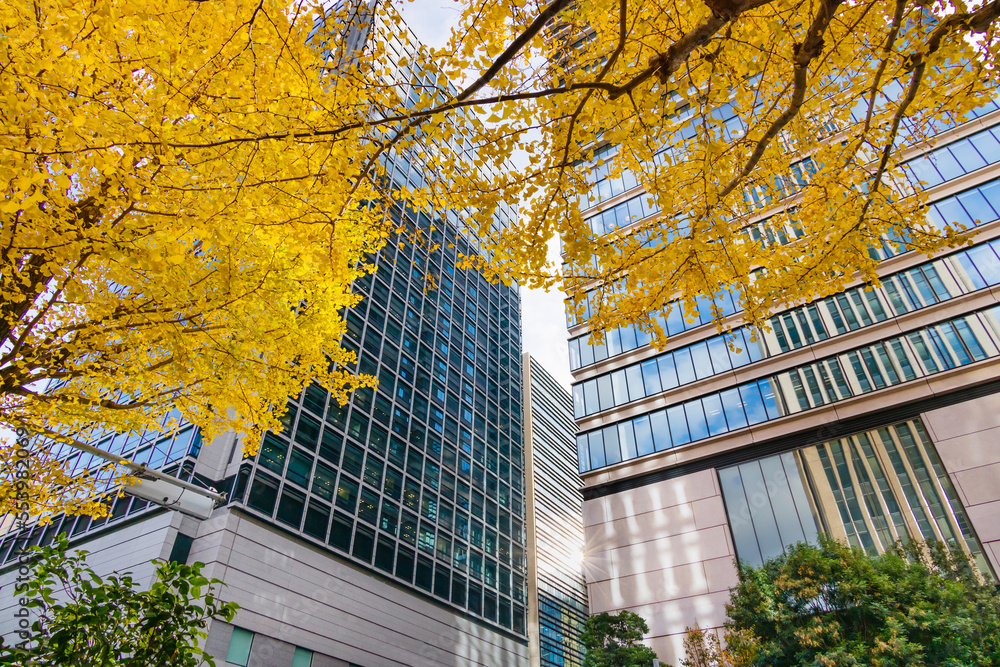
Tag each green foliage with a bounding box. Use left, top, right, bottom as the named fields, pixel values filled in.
left=0, top=533, right=239, bottom=666
left=681, top=623, right=758, bottom=667
left=582, top=610, right=660, bottom=667
left=725, top=535, right=1000, bottom=666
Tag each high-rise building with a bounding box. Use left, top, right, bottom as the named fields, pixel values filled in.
left=567, top=96, right=1000, bottom=662
left=522, top=353, right=588, bottom=667
left=1, top=6, right=530, bottom=666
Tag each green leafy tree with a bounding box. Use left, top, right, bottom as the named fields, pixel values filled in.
left=0, top=534, right=239, bottom=666
left=681, top=623, right=758, bottom=667
left=582, top=610, right=660, bottom=667
left=726, top=535, right=1000, bottom=666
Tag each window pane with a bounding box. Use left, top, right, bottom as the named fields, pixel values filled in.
left=292, top=647, right=314, bottom=667
left=658, top=354, right=679, bottom=390
left=633, top=415, right=655, bottom=456
left=649, top=411, right=672, bottom=451
left=226, top=628, right=254, bottom=667
left=667, top=405, right=690, bottom=446
left=603, top=426, right=622, bottom=465
left=720, top=388, right=748, bottom=430
left=675, top=348, right=696, bottom=384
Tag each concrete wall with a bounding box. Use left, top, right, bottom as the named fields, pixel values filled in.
left=0, top=510, right=181, bottom=639
left=923, top=393, right=1000, bottom=577
left=581, top=468, right=738, bottom=665
left=1, top=508, right=528, bottom=667
left=190, top=509, right=528, bottom=667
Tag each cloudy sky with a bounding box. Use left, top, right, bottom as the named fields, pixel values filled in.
left=398, top=0, right=573, bottom=390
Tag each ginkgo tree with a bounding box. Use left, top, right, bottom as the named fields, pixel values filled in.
left=4, top=0, right=1000, bottom=520
left=0, top=0, right=396, bottom=518
left=402, top=0, right=1000, bottom=337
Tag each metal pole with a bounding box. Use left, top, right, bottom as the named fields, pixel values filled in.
left=63, top=435, right=227, bottom=506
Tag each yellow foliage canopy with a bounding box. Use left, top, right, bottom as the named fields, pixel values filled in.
left=1, top=0, right=392, bottom=514
left=393, top=0, right=1000, bottom=339
left=4, top=0, right=1000, bottom=519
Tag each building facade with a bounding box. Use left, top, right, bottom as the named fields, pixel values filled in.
left=568, top=100, right=1000, bottom=662
left=1, top=7, right=530, bottom=666
left=523, top=353, right=588, bottom=667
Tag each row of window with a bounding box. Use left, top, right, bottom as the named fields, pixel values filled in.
left=0, top=462, right=199, bottom=565
left=577, top=304, right=1000, bottom=472
left=568, top=176, right=1000, bottom=370
left=237, top=472, right=529, bottom=631
left=718, top=420, right=992, bottom=577
left=580, top=95, right=998, bottom=211
left=225, top=627, right=317, bottom=667
left=242, top=167, right=529, bottom=630
left=572, top=236, right=1000, bottom=417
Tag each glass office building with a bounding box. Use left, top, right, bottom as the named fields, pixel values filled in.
left=1, top=4, right=530, bottom=661
left=232, top=188, right=528, bottom=632
left=523, top=354, right=588, bottom=667
left=568, top=77, right=1000, bottom=663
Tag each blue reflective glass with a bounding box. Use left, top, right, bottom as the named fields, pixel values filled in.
left=603, top=427, right=622, bottom=465
left=633, top=416, right=655, bottom=456
left=576, top=435, right=590, bottom=473
left=757, top=379, right=782, bottom=419
left=588, top=431, right=606, bottom=468
left=665, top=305, right=686, bottom=335
left=597, top=375, right=614, bottom=412
left=685, top=402, right=710, bottom=441
left=572, top=385, right=586, bottom=419
left=935, top=197, right=974, bottom=227
left=690, top=342, right=713, bottom=379
left=958, top=188, right=998, bottom=225
left=969, top=132, right=1000, bottom=166
left=740, top=382, right=768, bottom=426
left=907, top=158, right=943, bottom=187
left=649, top=411, right=671, bottom=451
left=721, top=388, right=749, bottom=430
left=675, top=349, right=696, bottom=384
left=583, top=381, right=598, bottom=416
left=968, top=245, right=1000, bottom=285
left=931, top=148, right=965, bottom=180
left=625, top=365, right=646, bottom=401
left=947, top=139, right=986, bottom=173
left=657, top=355, right=679, bottom=390
left=702, top=394, right=728, bottom=436
left=641, top=359, right=662, bottom=394
left=707, top=336, right=733, bottom=372
left=729, top=331, right=753, bottom=368
left=620, top=325, right=638, bottom=351
left=667, top=406, right=690, bottom=446
left=618, top=422, right=638, bottom=459
left=610, top=370, right=630, bottom=405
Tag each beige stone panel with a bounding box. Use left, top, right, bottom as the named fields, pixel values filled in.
left=987, top=541, right=1000, bottom=577
left=931, top=430, right=1000, bottom=472
left=702, top=556, right=740, bottom=593
left=612, top=525, right=732, bottom=578
left=582, top=497, right=609, bottom=527
left=833, top=382, right=933, bottom=420
left=588, top=562, right=710, bottom=611
left=604, top=469, right=719, bottom=521
left=743, top=407, right=839, bottom=443
left=669, top=431, right=756, bottom=466
left=582, top=548, right=616, bottom=584
left=924, top=393, right=1000, bottom=443
left=648, top=632, right=688, bottom=667
left=966, top=500, right=1000, bottom=542
left=632, top=589, right=732, bottom=638
left=692, top=496, right=729, bottom=531
left=954, top=462, right=1000, bottom=506
left=926, top=357, right=1000, bottom=395
left=585, top=503, right=700, bottom=553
